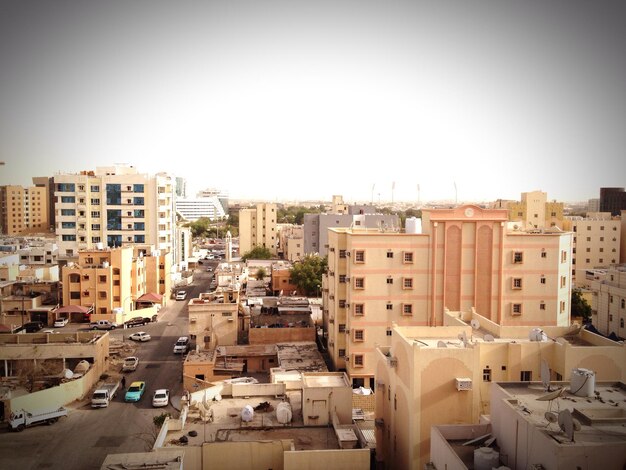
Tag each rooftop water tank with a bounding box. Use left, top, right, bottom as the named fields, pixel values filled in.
left=241, top=405, right=254, bottom=422
left=474, top=447, right=500, bottom=470
left=570, top=368, right=595, bottom=397
left=405, top=217, right=422, bottom=234
left=276, top=402, right=292, bottom=424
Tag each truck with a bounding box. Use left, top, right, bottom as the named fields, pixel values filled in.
left=9, top=406, right=68, bottom=432
left=90, top=320, right=118, bottom=331
left=91, top=380, right=121, bottom=408
left=121, top=356, right=139, bottom=372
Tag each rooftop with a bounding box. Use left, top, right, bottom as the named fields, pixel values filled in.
left=276, top=342, right=328, bottom=372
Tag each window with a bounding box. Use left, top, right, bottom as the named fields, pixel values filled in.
left=511, top=303, right=522, bottom=315
left=402, top=277, right=413, bottom=289
left=520, top=371, right=532, bottom=381
left=560, top=301, right=566, bottom=313
left=512, top=278, right=522, bottom=289
left=339, top=275, right=346, bottom=283
left=62, top=234, right=76, bottom=241
left=386, top=328, right=392, bottom=336
left=338, top=349, right=346, bottom=357
left=540, top=276, right=546, bottom=284
left=620, top=319, right=624, bottom=328
left=386, top=277, right=393, bottom=284
left=91, top=198, right=100, bottom=205
left=60, top=196, right=75, bottom=203
left=133, top=197, right=144, bottom=205
left=483, top=368, right=491, bottom=382
left=560, top=276, right=567, bottom=288
left=610, top=295, right=613, bottom=303
left=540, top=301, right=546, bottom=310
left=354, top=329, right=364, bottom=342
left=561, top=251, right=567, bottom=263
left=402, top=303, right=413, bottom=315
left=339, top=300, right=346, bottom=308
left=60, top=209, right=75, bottom=216
left=386, top=251, right=394, bottom=258
left=621, top=299, right=625, bottom=309
left=353, top=354, right=364, bottom=367
left=354, top=304, right=364, bottom=316
left=354, top=278, right=365, bottom=289
left=403, top=251, right=414, bottom=263
left=91, top=185, right=99, bottom=192
left=91, top=211, right=100, bottom=218
left=339, top=249, right=346, bottom=258
left=513, top=251, right=523, bottom=264
left=355, top=250, right=365, bottom=263
left=339, top=324, right=346, bottom=333
left=386, top=303, right=393, bottom=310
left=133, top=184, right=144, bottom=193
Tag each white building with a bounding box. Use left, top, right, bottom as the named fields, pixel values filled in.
left=54, top=165, right=175, bottom=260
left=175, top=188, right=228, bottom=222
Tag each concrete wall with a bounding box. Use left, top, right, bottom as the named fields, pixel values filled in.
left=202, top=440, right=292, bottom=470
left=283, top=449, right=370, bottom=470
left=232, top=383, right=285, bottom=397
left=249, top=326, right=315, bottom=345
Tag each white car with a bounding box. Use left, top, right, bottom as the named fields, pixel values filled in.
left=128, top=331, right=151, bottom=342
left=175, top=290, right=187, bottom=300
left=53, top=317, right=69, bottom=328
left=152, top=389, right=170, bottom=407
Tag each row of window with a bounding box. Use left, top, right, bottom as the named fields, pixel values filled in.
left=510, top=300, right=566, bottom=315
left=334, top=275, right=415, bottom=289
left=336, top=302, right=414, bottom=316
left=57, top=184, right=145, bottom=193
left=573, top=225, right=617, bottom=231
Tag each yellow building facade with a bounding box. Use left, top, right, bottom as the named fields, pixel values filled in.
left=506, top=190, right=564, bottom=229
left=0, top=184, right=50, bottom=235
left=238, top=203, right=278, bottom=256
left=375, top=315, right=626, bottom=469
left=324, top=205, right=572, bottom=388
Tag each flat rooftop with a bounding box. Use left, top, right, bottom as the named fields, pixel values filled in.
left=276, top=342, right=328, bottom=372
left=303, top=373, right=350, bottom=388
left=500, top=381, right=626, bottom=445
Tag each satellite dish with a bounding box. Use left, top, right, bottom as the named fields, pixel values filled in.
left=471, top=319, right=481, bottom=330
left=544, top=411, right=558, bottom=423
left=437, top=340, right=447, bottom=348
left=558, top=410, right=575, bottom=441
left=529, top=328, right=547, bottom=342
left=457, top=331, right=468, bottom=347
left=537, top=387, right=565, bottom=402
left=541, top=359, right=552, bottom=391
left=484, top=334, right=495, bottom=342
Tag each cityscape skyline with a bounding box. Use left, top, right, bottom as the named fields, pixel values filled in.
left=1, top=0, right=626, bottom=203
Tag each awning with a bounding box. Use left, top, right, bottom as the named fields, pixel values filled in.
left=137, top=292, right=163, bottom=303
left=56, top=305, right=91, bottom=314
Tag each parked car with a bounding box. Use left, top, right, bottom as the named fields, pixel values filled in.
left=90, top=320, right=118, bottom=331
left=121, top=356, right=139, bottom=372
left=124, top=381, right=146, bottom=402
left=175, top=290, right=187, bottom=301
left=128, top=331, right=151, bottom=342
left=124, top=317, right=148, bottom=328
left=152, top=389, right=170, bottom=407
left=206, top=266, right=213, bottom=272
left=22, top=321, right=44, bottom=333
left=173, top=336, right=190, bottom=354
left=42, top=329, right=59, bottom=334
left=53, top=317, right=69, bottom=328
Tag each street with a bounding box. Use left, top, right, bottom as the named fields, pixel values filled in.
left=0, top=266, right=214, bottom=470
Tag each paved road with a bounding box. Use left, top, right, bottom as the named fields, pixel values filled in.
left=0, top=266, right=214, bottom=470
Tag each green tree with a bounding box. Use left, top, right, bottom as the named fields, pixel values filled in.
left=188, top=218, right=211, bottom=237
left=241, top=245, right=272, bottom=261
left=290, top=254, right=327, bottom=296
left=256, top=267, right=267, bottom=280
left=571, top=288, right=592, bottom=323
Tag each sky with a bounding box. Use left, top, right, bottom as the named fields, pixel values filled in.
left=0, top=0, right=625, bottom=204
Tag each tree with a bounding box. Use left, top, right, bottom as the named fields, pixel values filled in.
left=571, top=288, right=592, bottom=323
left=241, top=245, right=272, bottom=261
left=256, top=267, right=267, bottom=280
left=290, top=254, right=327, bottom=296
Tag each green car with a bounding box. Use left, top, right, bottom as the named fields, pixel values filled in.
left=124, top=381, right=146, bottom=402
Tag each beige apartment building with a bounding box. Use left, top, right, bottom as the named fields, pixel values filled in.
left=188, top=289, right=240, bottom=349
left=61, top=246, right=149, bottom=320
left=277, top=224, right=304, bottom=261
left=493, top=190, right=564, bottom=229
left=53, top=165, right=175, bottom=260
left=375, top=313, right=626, bottom=469
left=0, top=184, right=50, bottom=235
left=584, top=265, right=626, bottom=339
left=563, top=213, right=621, bottom=285
left=324, top=205, right=572, bottom=388
left=238, top=203, right=278, bottom=256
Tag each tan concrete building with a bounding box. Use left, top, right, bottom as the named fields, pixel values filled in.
left=583, top=265, right=626, bottom=339
left=502, top=190, right=564, bottom=229
left=238, top=203, right=278, bottom=256
left=61, top=246, right=147, bottom=320
left=188, top=289, right=240, bottom=349
left=0, top=183, right=50, bottom=235
left=563, top=213, right=621, bottom=285
left=430, top=380, right=626, bottom=470
left=324, top=205, right=572, bottom=388
left=374, top=312, right=626, bottom=469
left=53, top=165, right=175, bottom=260
left=278, top=224, right=304, bottom=261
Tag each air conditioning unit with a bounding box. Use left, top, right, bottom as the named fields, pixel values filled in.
left=190, top=317, right=197, bottom=323
left=343, top=355, right=350, bottom=361
left=329, top=319, right=334, bottom=324
left=345, top=277, right=351, bottom=281
left=389, top=357, right=398, bottom=367
left=344, top=303, right=350, bottom=308
left=329, top=247, right=334, bottom=252
left=345, top=329, right=350, bottom=334
left=329, top=271, right=335, bottom=276
left=227, top=317, right=234, bottom=322
left=346, top=251, right=351, bottom=256
left=329, top=295, right=335, bottom=300
left=329, top=340, right=334, bottom=346
left=374, top=418, right=384, bottom=427
left=455, top=378, right=473, bottom=391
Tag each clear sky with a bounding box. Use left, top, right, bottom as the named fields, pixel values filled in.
left=0, top=0, right=625, bottom=204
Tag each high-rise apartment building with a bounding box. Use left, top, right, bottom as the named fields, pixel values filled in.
left=53, top=165, right=175, bottom=260
left=175, top=188, right=228, bottom=221
left=238, top=203, right=278, bottom=256
left=0, top=182, right=50, bottom=235
left=563, top=214, right=621, bottom=285
left=324, top=205, right=572, bottom=389
left=600, top=187, right=626, bottom=216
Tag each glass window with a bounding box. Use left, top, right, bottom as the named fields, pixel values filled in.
left=60, top=209, right=75, bottom=216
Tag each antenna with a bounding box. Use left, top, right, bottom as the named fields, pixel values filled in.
left=470, top=319, right=480, bottom=330
left=437, top=340, right=447, bottom=348
left=391, top=181, right=395, bottom=205
left=541, top=359, right=552, bottom=391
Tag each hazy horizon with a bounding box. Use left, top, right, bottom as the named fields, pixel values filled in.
left=1, top=0, right=625, bottom=202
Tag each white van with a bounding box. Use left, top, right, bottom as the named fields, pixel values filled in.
left=173, top=336, right=190, bottom=354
